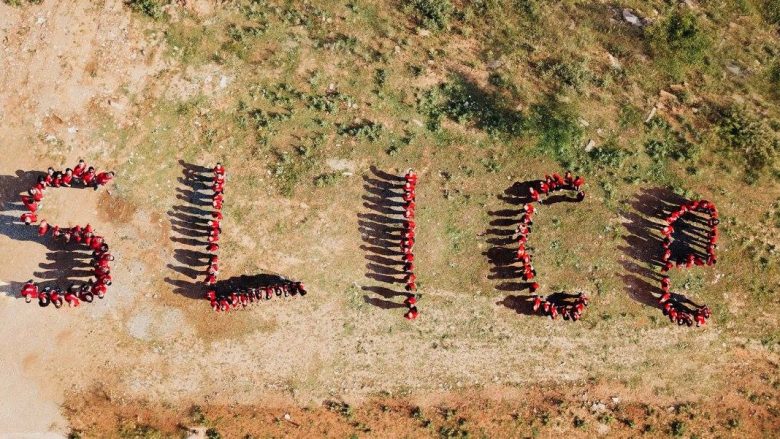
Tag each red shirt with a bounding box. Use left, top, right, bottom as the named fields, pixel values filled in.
left=96, top=172, right=113, bottom=185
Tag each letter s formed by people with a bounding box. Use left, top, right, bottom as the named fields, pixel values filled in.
left=17, top=162, right=115, bottom=308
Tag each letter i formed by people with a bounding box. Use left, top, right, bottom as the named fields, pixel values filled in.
left=402, top=169, right=419, bottom=320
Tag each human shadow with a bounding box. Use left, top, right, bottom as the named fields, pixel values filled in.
left=166, top=162, right=213, bottom=300
left=618, top=187, right=711, bottom=312
left=358, top=166, right=409, bottom=309
left=212, top=273, right=289, bottom=295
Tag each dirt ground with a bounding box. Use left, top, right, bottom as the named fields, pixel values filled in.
left=0, top=1, right=778, bottom=438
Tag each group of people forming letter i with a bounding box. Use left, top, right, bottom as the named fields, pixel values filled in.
left=401, top=169, right=419, bottom=320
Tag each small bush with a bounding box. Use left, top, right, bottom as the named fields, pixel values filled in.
left=529, top=97, right=583, bottom=168
left=125, top=0, right=166, bottom=19
left=337, top=120, right=383, bottom=142
left=405, top=0, right=454, bottom=31
left=3, top=0, right=43, bottom=5
left=589, top=142, right=629, bottom=169
left=314, top=172, right=342, bottom=187
left=717, top=106, right=779, bottom=179
left=536, top=57, right=592, bottom=91
left=761, top=0, right=780, bottom=24
left=670, top=419, right=686, bottom=437
left=769, top=61, right=780, bottom=91
left=649, top=10, right=710, bottom=76
left=418, top=78, right=524, bottom=137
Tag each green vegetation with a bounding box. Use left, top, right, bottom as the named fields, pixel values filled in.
left=404, top=0, right=454, bottom=31
left=716, top=106, right=779, bottom=180
left=125, top=0, right=166, bottom=19
left=3, top=0, right=42, bottom=5
left=648, top=10, right=711, bottom=77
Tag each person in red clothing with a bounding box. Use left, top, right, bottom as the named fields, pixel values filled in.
left=21, top=280, right=39, bottom=303
left=405, top=169, right=417, bottom=184
left=529, top=187, right=539, bottom=202
left=211, top=210, right=223, bottom=220
left=21, top=195, right=38, bottom=213
left=529, top=282, right=540, bottom=294
left=214, top=163, right=225, bottom=175
left=213, top=199, right=223, bottom=210
left=61, top=168, right=73, bottom=187
left=29, top=187, right=44, bottom=203
left=207, top=243, right=219, bottom=252
left=532, top=295, right=543, bottom=311
left=64, top=285, right=80, bottom=307
left=539, top=180, right=550, bottom=195
left=572, top=176, right=584, bottom=191
left=73, top=160, right=86, bottom=180
left=82, top=167, right=96, bottom=186
left=37, top=220, right=49, bottom=236
left=21, top=212, right=37, bottom=225
left=42, top=167, right=54, bottom=187
left=94, top=171, right=115, bottom=189
left=404, top=306, right=419, bottom=320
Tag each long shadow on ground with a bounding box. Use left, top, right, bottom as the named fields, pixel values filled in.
left=357, top=166, right=408, bottom=310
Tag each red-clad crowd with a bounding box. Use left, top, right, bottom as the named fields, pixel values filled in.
left=20, top=160, right=115, bottom=225
left=516, top=171, right=589, bottom=321
left=532, top=293, right=589, bottom=321
left=402, top=169, right=419, bottom=320
left=658, top=199, right=717, bottom=327
left=528, top=171, right=585, bottom=204
left=203, top=163, right=308, bottom=312
left=18, top=160, right=114, bottom=308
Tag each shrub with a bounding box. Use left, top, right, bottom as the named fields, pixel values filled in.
left=405, top=0, right=454, bottom=31
left=670, top=419, right=686, bottom=437
left=648, top=10, right=710, bottom=76
left=716, top=106, right=779, bottom=179
left=589, top=142, right=629, bottom=169
left=125, top=0, right=166, bottom=19
left=769, top=61, right=780, bottom=91
left=529, top=97, right=583, bottom=168
left=337, top=120, right=383, bottom=142
left=761, top=0, right=780, bottom=24
left=313, top=172, right=342, bottom=187
left=4, top=0, right=43, bottom=5
left=536, top=57, right=591, bottom=91
left=418, top=78, right=524, bottom=137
